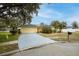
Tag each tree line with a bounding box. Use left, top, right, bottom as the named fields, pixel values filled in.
left=39, top=20, right=79, bottom=33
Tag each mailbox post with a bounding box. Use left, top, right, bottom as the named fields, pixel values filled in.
left=67, top=32, right=72, bottom=42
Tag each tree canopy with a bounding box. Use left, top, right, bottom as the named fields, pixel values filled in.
left=51, top=20, right=61, bottom=29
left=51, top=20, right=67, bottom=29
left=61, top=21, right=67, bottom=29
left=50, top=20, right=67, bottom=33
left=0, top=3, right=40, bottom=26
left=72, top=21, right=78, bottom=29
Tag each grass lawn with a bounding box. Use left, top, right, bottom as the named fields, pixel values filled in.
left=0, top=43, right=18, bottom=54
left=0, top=32, right=19, bottom=54
left=40, top=32, right=79, bottom=42
left=0, top=32, right=19, bottom=43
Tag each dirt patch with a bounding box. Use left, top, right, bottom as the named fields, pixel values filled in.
left=0, top=43, right=18, bottom=54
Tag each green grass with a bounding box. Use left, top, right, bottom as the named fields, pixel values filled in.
left=40, top=32, right=79, bottom=42
left=0, top=32, right=19, bottom=43
left=0, top=32, right=19, bottom=54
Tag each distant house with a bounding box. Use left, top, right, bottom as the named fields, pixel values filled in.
left=61, top=28, right=79, bottom=32
left=51, top=26, right=79, bottom=32
left=21, top=24, right=37, bottom=33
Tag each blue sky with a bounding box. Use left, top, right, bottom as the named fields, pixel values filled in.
left=31, top=3, right=79, bottom=26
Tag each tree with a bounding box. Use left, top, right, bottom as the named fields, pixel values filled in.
left=0, top=3, right=40, bottom=25
left=58, top=21, right=67, bottom=33
left=41, top=25, right=52, bottom=34
left=0, top=3, right=40, bottom=34
left=51, top=20, right=67, bottom=33
left=39, top=23, right=52, bottom=34
left=61, top=21, right=67, bottom=29
left=40, top=23, right=44, bottom=26
left=0, top=19, right=6, bottom=31
left=51, top=20, right=61, bottom=29
left=72, top=21, right=78, bottom=29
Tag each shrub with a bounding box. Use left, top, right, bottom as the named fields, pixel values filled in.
left=41, top=25, right=52, bottom=34
left=52, top=29, right=56, bottom=33
left=10, top=30, right=17, bottom=35
left=9, top=27, right=17, bottom=35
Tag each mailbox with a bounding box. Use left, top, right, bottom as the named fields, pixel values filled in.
left=68, top=32, right=72, bottom=35
left=67, top=32, right=72, bottom=42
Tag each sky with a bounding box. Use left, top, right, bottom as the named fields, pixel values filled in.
left=31, top=3, right=79, bottom=26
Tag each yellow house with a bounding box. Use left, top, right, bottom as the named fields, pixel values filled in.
left=21, top=25, right=37, bottom=33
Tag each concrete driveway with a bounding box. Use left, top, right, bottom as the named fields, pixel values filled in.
left=18, top=33, right=56, bottom=50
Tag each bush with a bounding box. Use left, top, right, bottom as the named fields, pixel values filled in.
left=10, top=30, right=17, bottom=35
left=52, top=29, right=56, bottom=33
left=41, top=25, right=52, bottom=34
left=9, top=27, right=17, bottom=35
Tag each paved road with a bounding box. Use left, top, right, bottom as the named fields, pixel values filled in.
left=12, top=33, right=79, bottom=56
left=12, top=42, right=79, bottom=56
left=18, top=33, right=56, bottom=50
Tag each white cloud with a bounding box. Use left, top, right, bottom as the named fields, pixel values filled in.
left=32, top=4, right=79, bottom=26
left=66, top=14, right=79, bottom=26
left=37, top=9, right=63, bottom=19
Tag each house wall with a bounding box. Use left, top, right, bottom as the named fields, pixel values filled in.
left=21, top=27, right=37, bottom=33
